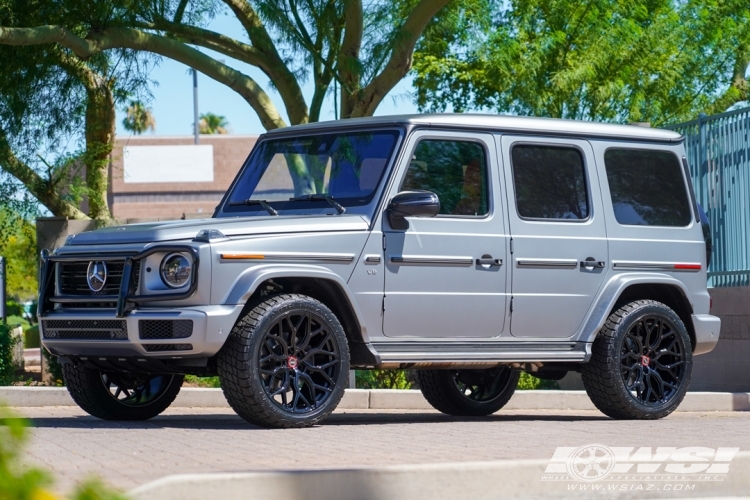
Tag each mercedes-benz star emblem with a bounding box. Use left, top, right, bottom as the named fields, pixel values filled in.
left=86, top=261, right=108, bottom=292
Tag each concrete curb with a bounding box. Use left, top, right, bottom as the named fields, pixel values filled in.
left=129, top=454, right=750, bottom=500
left=2, top=387, right=750, bottom=411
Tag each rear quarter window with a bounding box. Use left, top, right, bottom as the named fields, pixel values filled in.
left=603, top=149, right=692, bottom=227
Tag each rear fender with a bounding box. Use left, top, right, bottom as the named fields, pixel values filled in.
left=579, top=273, right=693, bottom=345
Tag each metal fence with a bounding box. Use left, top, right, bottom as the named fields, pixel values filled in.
left=667, top=107, right=750, bottom=287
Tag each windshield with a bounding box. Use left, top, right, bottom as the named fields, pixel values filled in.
left=218, top=129, right=402, bottom=217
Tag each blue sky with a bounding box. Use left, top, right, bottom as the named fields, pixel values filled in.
left=114, top=12, right=419, bottom=137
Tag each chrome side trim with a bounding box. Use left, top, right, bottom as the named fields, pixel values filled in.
left=371, top=341, right=589, bottom=364
left=516, top=258, right=578, bottom=269
left=364, top=255, right=382, bottom=264
left=612, top=261, right=702, bottom=272
left=221, top=252, right=355, bottom=263
left=389, top=255, right=474, bottom=266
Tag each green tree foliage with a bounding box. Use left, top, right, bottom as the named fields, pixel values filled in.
left=0, top=323, right=20, bottom=386
left=0, top=0, right=451, bottom=214
left=0, top=1, right=154, bottom=220
left=414, top=0, right=750, bottom=125
left=0, top=404, right=52, bottom=499
left=0, top=404, right=127, bottom=499
left=122, top=101, right=156, bottom=134
left=0, top=210, right=38, bottom=301
left=41, top=348, right=64, bottom=387
left=517, top=372, right=560, bottom=390
left=198, top=112, right=229, bottom=134
left=0, top=0, right=450, bottom=129
left=356, top=369, right=412, bottom=390
left=184, top=375, right=221, bottom=387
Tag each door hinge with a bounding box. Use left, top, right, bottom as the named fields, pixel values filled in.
left=382, top=233, right=387, bottom=250
left=510, top=238, right=514, bottom=254
left=510, top=296, right=514, bottom=313
left=382, top=295, right=386, bottom=311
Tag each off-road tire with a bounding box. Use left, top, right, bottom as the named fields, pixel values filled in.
left=582, top=300, right=693, bottom=420
left=62, top=364, right=183, bottom=421
left=217, top=294, right=350, bottom=428
left=417, top=367, right=519, bottom=416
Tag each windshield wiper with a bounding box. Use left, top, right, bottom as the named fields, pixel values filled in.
left=289, top=194, right=346, bottom=214
left=228, top=198, right=278, bottom=216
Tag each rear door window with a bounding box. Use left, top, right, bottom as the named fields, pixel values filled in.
left=604, top=149, right=691, bottom=226
left=510, top=145, right=589, bottom=220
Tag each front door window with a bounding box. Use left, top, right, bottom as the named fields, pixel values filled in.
left=402, top=140, right=490, bottom=217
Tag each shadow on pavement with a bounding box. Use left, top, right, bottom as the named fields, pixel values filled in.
left=26, top=411, right=609, bottom=430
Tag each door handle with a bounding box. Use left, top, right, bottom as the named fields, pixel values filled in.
left=477, top=255, right=503, bottom=267
left=580, top=258, right=606, bottom=269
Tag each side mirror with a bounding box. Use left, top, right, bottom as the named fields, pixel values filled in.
left=387, top=190, right=440, bottom=230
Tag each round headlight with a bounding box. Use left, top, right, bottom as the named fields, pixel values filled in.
left=160, top=253, right=192, bottom=289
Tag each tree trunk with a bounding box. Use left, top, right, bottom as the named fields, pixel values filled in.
left=84, top=81, right=114, bottom=220
left=0, top=129, right=89, bottom=219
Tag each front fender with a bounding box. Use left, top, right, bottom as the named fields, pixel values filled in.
left=220, top=264, right=373, bottom=342
left=578, top=273, right=693, bottom=344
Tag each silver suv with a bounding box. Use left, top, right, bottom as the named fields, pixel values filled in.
left=39, top=114, right=721, bottom=428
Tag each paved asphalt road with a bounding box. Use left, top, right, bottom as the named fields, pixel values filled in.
left=12, top=407, right=750, bottom=494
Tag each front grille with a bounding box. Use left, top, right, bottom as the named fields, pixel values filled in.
left=139, top=320, right=193, bottom=339
left=59, top=260, right=141, bottom=296
left=42, top=319, right=128, bottom=340
left=143, top=344, right=193, bottom=352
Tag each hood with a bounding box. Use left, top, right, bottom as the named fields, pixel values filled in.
left=67, top=215, right=370, bottom=246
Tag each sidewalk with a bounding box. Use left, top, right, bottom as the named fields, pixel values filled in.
left=2, top=387, right=750, bottom=411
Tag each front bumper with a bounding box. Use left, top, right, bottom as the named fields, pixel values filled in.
left=40, top=305, right=243, bottom=359
left=692, top=314, right=721, bottom=355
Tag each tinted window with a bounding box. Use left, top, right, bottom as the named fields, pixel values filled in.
left=511, top=145, right=589, bottom=220
left=604, top=149, right=691, bottom=226
left=401, top=140, right=489, bottom=216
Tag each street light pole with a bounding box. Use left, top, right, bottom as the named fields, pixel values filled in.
left=193, top=69, right=199, bottom=144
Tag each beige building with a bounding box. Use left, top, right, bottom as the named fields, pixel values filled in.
left=109, top=135, right=258, bottom=221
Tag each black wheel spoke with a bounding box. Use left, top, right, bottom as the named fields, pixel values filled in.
left=260, top=352, right=286, bottom=364
left=289, top=314, right=306, bottom=350
left=626, top=368, right=643, bottom=392
left=258, top=307, right=340, bottom=415
left=619, top=312, right=686, bottom=407
left=100, top=373, right=173, bottom=407
left=270, top=372, right=291, bottom=397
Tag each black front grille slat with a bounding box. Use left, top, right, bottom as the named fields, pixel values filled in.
left=43, top=319, right=128, bottom=340
left=139, top=320, right=194, bottom=340
left=58, top=260, right=140, bottom=304
left=143, top=344, right=193, bottom=352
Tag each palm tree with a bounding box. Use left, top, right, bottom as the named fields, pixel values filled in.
left=122, top=101, right=156, bottom=134
left=199, top=113, right=229, bottom=134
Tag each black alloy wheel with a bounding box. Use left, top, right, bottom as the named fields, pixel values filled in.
left=217, top=294, right=349, bottom=428
left=582, top=300, right=693, bottom=420
left=258, top=309, right=341, bottom=413
left=417, top=366, right=520, bottom=416
left=620, top=314, right=687, bottom=405
left=452, top=368, right=516, bottom=403
left=62, top=363, right=183, bottom=420
left=101, top=373, right=177, bottom=407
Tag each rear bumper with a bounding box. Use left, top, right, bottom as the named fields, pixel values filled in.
left=40, top=305, right=243, bottom=359
left=692, top=314, right=721, bottom=355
